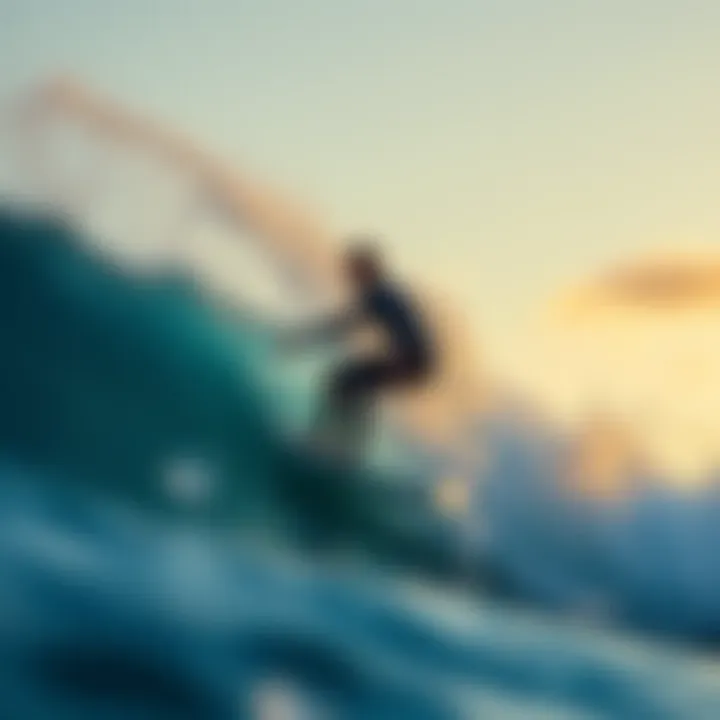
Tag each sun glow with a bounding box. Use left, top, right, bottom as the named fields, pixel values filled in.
left=528, top=252, right=720, bottom=485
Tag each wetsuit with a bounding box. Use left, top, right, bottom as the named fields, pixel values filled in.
left=322, top=281, right=436, bottom=409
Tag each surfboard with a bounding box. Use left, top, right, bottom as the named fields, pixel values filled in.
left=284, top=432, right=363, bottom=476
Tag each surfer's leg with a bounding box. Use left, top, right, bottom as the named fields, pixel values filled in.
left=316, top=355, right=431, bottom=459
left=308, top=362, right=358, bottom=453
left=313, top=358, right=387, bottom=458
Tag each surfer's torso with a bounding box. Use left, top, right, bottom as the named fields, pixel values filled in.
left=359, top=281, right=434, bottom=371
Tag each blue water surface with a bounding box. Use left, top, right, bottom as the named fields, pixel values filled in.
left=0, top=205, right=719, bottom=718
left=0, top=470, right=718, bottom=720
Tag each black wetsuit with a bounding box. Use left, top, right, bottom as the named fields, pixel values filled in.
left=329, top=281, right=435, bottom=408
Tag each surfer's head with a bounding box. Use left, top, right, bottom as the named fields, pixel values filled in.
left=344, top=237, right=384, bottom=289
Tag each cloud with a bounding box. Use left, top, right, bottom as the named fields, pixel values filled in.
left=550, top=251, right=720, bottom=321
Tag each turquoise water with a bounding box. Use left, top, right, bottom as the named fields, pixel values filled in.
left=0, top=206, right=463, bottom=569
left=0, top=205, right=718, bottom=718
left=0, top=471, right=719, bottom=719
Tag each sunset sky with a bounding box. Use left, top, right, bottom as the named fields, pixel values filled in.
left=3, top=0, right=720, bottom=475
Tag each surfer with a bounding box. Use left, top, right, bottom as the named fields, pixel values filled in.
left=281, top=238, right=437, bottom=459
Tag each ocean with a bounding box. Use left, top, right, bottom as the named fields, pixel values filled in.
left=0, top=205, right=718, bottom=719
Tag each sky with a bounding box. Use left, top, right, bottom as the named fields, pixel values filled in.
left=3, top=0, right=720, bottom=472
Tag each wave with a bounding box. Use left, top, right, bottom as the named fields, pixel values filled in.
left=0, top=468, right=718, bottom=719
left=1, top=202, right=719, bottom=653
left=0, top=205, right=463, bottom=574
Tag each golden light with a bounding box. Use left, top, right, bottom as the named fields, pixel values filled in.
left=538, top=249, right=720, bottom=486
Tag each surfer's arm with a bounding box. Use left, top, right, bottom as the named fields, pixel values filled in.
left=299, top=308, right=362, bottom=344
left=278, top=308, right=362, bottom=351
